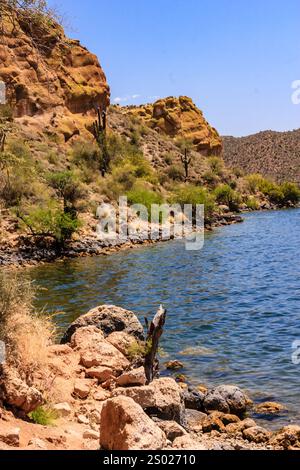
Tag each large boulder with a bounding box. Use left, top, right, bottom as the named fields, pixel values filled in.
left=182, top=386, right=205, bottom=411
left=203, top=385, right=251, bottom=416
left=70, top=326, right=130, bottom=373
left=270, top=425, right=300, bottom=449
left=61, top=305, right=144, bottom=344
left=113, top=377, right=185, bottom=424
left=0, top=366, right=43, bottom=413
left=100, top=396, right=166, bottom=450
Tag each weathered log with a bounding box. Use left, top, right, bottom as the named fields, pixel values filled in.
left=144, top=305, right=167, bottom=384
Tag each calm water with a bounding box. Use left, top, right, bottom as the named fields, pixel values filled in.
left=29, top=209, right=300, bottom=427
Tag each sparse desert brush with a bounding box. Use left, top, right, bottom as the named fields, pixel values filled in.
left=28, top=405, right=58, bottom=426
left=0, top=274, right=55, bottom=383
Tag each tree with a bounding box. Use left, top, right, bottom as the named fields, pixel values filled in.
left=181, top=148, right=192, bottom=181
left=0, top=1, right=64, bottom=54
left=46, top=171, right=83, bottom=214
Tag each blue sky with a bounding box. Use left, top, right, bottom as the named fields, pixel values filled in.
left=51, top=0, right=299, bottom=136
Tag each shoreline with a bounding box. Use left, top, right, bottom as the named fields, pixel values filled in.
left=0, top=212, right=244, bottom=269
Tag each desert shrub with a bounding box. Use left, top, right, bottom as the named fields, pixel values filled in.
left=175, top=137, right=194, bottom=153
left=0, top=151, right=37, bottom=207
left=245, top=174, right=271, bottom=194
left=170, top=184, right=216, bottom=222
left=28, top=405, right=58, bottom=426
left=46, top=171, right=84, bottom=212
left=72, top=141, right=100, bottom=171
left=0, top=274, right=55, bottom=381
left=202, top=170, right=219, bottom=187
left=0, top=104, right=13, bottom=121
left=7, top=139, right=31, bottom=160
left=207, top=156, right=225, bottom=176
left=245, top=197, right=259, bottom=210
left=163, top=152, right=175, bottom=165
left=127, top=183, right=163, bottom=219
left=17, top=203, right=81, bottom=246
left=214, top=184, right=241, bottom=211
left=166, top=164, right=184, bottom=181
left=280, top=182, right=300, bottom=204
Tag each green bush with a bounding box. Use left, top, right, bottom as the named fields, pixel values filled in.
left=170, top=184, right=216, bottom=222
left=166, top=165, right=184, bottom=181
left=28, top=406, right=58, bottom=426
left=127, top=184, right=163, bottom=219
left=214, top=184, right=241, bottom=211
left=207, top=156, right=224, bottom=176
left=245, top=197, right=259, bottom=210
left=18, top=204, right=81, bottom=246
left=280, top=182, right=300, bottom=204
left=46, top=171, right=84, bottom=211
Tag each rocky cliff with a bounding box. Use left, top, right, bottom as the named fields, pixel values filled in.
left=122, top=96, right=222, bottom=156
left=0, top=14, right=110, bottom=143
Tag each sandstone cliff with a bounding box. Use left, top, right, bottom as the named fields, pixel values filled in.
left=121, top=96, right=222, bottom=156
left=0, top=15, right=110, bottom=143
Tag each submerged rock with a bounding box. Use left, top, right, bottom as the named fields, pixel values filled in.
left=61, top=305, right=145, bottom=344
left=203, top=385, right=252, bottom=416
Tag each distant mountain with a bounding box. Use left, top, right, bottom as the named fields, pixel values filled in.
left=223, top=130, right=300, bottom=183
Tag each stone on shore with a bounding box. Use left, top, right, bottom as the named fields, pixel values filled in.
left=113, top=377, right=184, bottom=424
left=116, top=367, right=146, bottom=387
left=61, top=305, right=145, bottom=344
left=243, top=426, right=271, bottom=443
left=53, top=402, right=72, bottom=418
left=100, top=396, right=166, bottom=450
left=106, top=331, right=138, bottom=358
left=270, top=425, right=300, bottom=449
left=0, top=366, right=43, bottom=413
left=183, top=386, right=205, bottom=411
left=203, top=385, right=251, bottom=416
left=0, top=428, right=20, bottom=447
left=70, top=326, right=130, bottom=372
left=155, top=420, right=187, bottom=441
left=172, top=435, right=207, bottom=450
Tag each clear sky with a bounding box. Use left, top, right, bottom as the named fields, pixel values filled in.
left=51, top=0, right=300, bottom=136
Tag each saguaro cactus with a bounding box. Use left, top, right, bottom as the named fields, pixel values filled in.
left=92, top=106, right=110, bottom=177
left=181, top=148, right=192, bottom=181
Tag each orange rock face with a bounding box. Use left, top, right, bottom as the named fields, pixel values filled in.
left=0, top=17, right=110, bottom=142
left=123, top=96, right=222, bottom=155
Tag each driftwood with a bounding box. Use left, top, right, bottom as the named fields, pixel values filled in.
left=144, top=305, right=167, bottom=384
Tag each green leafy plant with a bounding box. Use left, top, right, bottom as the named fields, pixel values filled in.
left=28, top=406, right=58, bottom=426
left=214, top=184, right=241, bottom=211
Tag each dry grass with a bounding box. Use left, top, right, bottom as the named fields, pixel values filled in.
left=0, top=273, right=56, bottom=384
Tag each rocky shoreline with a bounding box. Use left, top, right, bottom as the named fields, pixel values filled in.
left=0, top=304, right=299, bottom=451
left=0, top=213, right=243, bottom=268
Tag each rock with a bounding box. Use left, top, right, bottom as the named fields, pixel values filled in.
left=77, top=414, right=90, bottom=425
left=27, top=438, right=48, bottom=450
left=226, top=418, right=257, bottom=435
left=106, top=331, right=138, bottom=357
left=83, top=429, right=100, bottom=440
left=156, top=421, right=187, bottom=441
left=185, top=409, right=207, bottom=432
left=53, top=402, right=72, bottom=418
left=201, top=413, right=226, bottom=433
left=113, top=378, right=184, bottom=424
left=0, top=428, right=20, bottom=447
left=93, top=389, right=111, bottom=401
left=124, top=96, right=222, bottom=155
left=86, top=367, right=116, bottom=383
left=0, top=15, right=109, bottom=141
left=270, top=425, right=300, bottom=449
left=172, top=435, right=207, bottom=450
left=254, top=401, right=287, bottom=415
left=0, top=366, right=43, bottom=413
left=203, top=385, right=251, bottom=416
left=183, top=387, right=205, bottom=411
left=243, top=426, right=271, bottom=443
left=61, top=305, right=145, bottom=343
left=73, top=379, right=93, bottom=399
left=116, top=367, right=146, bottom=387
left=100, top=396, right=166, bottom=450
left=70, top=326, right=130, bottom=372
left=165, top=360, right=184, bottom=370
